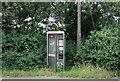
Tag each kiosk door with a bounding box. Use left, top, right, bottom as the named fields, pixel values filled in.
left=48, top=34, right=56, bottom=71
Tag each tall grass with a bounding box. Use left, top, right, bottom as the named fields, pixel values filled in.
left=2, top=64, right=118, bottom=78
left=2, top=68, right=56, bottom=77
left=58, top=64, right=118, bottom=78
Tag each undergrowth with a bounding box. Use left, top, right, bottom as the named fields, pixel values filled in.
left=2, top=64, right=118, bottom=78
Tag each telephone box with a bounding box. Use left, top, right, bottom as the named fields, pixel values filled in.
left=47, top=31, right=65, bottom=71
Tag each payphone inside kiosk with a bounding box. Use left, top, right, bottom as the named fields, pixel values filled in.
left=47, top=31, right=65, bottom=71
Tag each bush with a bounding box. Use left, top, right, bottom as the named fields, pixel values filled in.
left=76, top=23, right=119, bottom=70
left=65, top=40, right=77, bottom=68
left=2, top=30, right=47, bottom=70
left=2, top=22, right=119, bottom=71
left=2, top=30, right=78, bottom=70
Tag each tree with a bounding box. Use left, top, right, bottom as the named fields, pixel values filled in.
left=2, top=2, right=119, bottom=70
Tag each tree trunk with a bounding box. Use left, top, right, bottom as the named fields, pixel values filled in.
left=77, top=2, right=81, bottom=52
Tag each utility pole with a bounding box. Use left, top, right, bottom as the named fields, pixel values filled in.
left=77, top=0, right=81, bottom=52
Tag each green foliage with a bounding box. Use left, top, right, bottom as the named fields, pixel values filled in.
left=2, top=30, right=47, bottom=70
left=2, top=64, right=118, bottom=78
left=2, top=2, right=119, bottom=71
left=65, top=40, right=76, bottom=67
left=76, top=22, right=119, bottom=70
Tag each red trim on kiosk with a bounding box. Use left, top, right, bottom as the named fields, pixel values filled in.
left=48, top=34, right=56, bottom=38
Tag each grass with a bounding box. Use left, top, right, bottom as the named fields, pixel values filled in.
left=2, top=64, right=119, bottom=78
left=58, top=64, right=118, bottom=78
left=2, top=68, right=56, bottom=77
left=0, top=69, right=2, bottom=78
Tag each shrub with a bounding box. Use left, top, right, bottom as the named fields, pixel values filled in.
left=2, top=30, right=47, bottom=70
left=65, top=40, right=77, bottom=68
left=76, top=23, right=119, bottom=70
